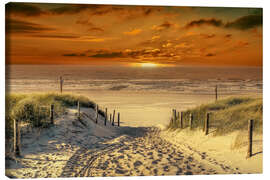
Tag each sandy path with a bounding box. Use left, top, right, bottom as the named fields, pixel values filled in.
left=74, top=128, right=241, bottom=177
left=6, top=107, right=248, bottom=178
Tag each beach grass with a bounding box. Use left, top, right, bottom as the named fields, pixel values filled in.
left=5, top=93, right=98, bottom=138
left=168, top=97, right=262, bottom=136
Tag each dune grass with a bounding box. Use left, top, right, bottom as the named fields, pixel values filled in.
left=5, top=93, right=98, bottom=139
left=168, top=97, right=262, bottom=136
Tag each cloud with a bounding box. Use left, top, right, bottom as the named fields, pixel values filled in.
left=76, top=19, right=104, bottom=33
left=62, top=53, right=85, bottom=57
left=6, top=19, right=55, bottom=34
left=123, top=29, right=142, bottom=36
left=225, top=34, right=232, bottom=38
left=6, top=3, right=46, bottom=17
left=152, top=21, right=175, bottom=31
left=185, top=15, right=262, bottom=30
left=90, top=52, right=124, bottom=58
left=185, top=18, right=223, bottom=29
left=49, top=4, right=93, bottom=15
left=205, top=53, right=216, bottom=57
left=30, top=34, right=80, bottom=39
left=225, top=14, right=262, bottom=30
left=49, top=4, right=162, bottom=19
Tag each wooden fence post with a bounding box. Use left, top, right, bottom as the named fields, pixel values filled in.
left=118, top=112, right=120, bottom=127
left=105, top=108, right=107, bottom=126
left=77, top=101, right=80, bottom=120
left=215, top=85, right=218, bottom=101
left=189, top=113, right=193, bottom=130
left=110, top=113, right=112, bottom=123
left=60, top=76, right=64, bottom=93
left=13, top=119, right=21, bottom=156
left=173, top=109, right=177, bottom=125
left=247, top=119, right=254, bottom=158
left=180, top=112, right=183, bottom=128
left=171, top=109, right=174, bottom=124
left=50, top=104, right=54, bottom=125
left=205, top=113, right=210, bottom=135
left=112, top=110, right=115, bottom=126
left=95, top=104, right=99, bottom=124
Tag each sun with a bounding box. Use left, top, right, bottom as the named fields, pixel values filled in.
left=140, top=63, right=158, bottom=68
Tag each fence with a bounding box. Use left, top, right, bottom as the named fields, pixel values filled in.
left=76, top=101, right=121, bottom=127
left=170, top=109, right=256, bottom=158
left=11, top=104, right=56, bottom=157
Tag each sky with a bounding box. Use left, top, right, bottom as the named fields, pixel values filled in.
left=5, top=3, right=263, bottom=66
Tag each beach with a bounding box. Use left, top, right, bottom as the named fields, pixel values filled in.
left=5, top=65, right=263, bottom=177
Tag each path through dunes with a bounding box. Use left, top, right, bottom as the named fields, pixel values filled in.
left=6, top=107, right=243, bottom=178
left=66, top=128, right=241, bottom=177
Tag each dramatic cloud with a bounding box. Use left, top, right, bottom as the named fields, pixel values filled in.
left=185, top=18, right=223, bottom=29
left=6, top=3, right=46, bottom=17
left=225, top=15, right=262, bottom=30
left=6, top=19, right=55, bottom=34
left=5, top=3, right=262, bottom=66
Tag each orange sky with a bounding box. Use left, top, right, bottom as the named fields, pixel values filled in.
left=5, top=3, right=262, bottom=66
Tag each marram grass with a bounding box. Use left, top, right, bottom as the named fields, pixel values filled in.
left=168, top=97, right=262, bottom=136
left=5, top=92, right=97, bottom=138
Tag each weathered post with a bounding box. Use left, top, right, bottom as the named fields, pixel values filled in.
left=60, top=76, right=64, bottom=93
left=112, top=110, right=115, bottom=126
left=189, top=113, right=193, bottom=130
left=180, top=112, right=183, bottom=128
left=13, top=119, right=21, bottom=156
left=77, top=101, right=80, bottom=120
left=105, top=108, right=108, bottom=126
left=205, top=113, right=210, bottom=135
left=118, top=112, right=120, bottom=127
left=177, top=111, right=180, bottom=120
left=110, top=113, right=112, bottom=123
left=95, top=104, right=99, bottom=124
left=50, top=104, right=54, bottom=125
left=247, top=119, right=254, bottom=158
left=173, top=109, right=177, bottom=125
left=215, top=85, right=218, bottom=101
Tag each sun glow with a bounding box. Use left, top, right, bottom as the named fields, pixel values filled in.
left=140, top=63, right=158, bottom=68
left=129, top=62, right=173, bottom=67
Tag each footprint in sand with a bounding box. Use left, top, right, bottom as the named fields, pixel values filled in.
left=133, top=161, right=143, bottom=167
left=118, top=155, right=124, bottom=159
left=115, top=169, right=127, bottom=174
left=184, top=171, right=193, bottom=175
left=163, top=165, right=170, bottom=172
left=176, top=168, right=183, bottom=175
left=152, top=160, right=159, bottom=165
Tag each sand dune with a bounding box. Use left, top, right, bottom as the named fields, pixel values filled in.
left=6, top=106, right=261, bottom=178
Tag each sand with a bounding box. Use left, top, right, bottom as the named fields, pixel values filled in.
left=5, top=107, right=262, bottom=178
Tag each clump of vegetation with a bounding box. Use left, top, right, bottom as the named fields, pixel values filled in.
left=168, top=97, right=262, bottom=136
left=5, top=93, right=98, bottom=139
